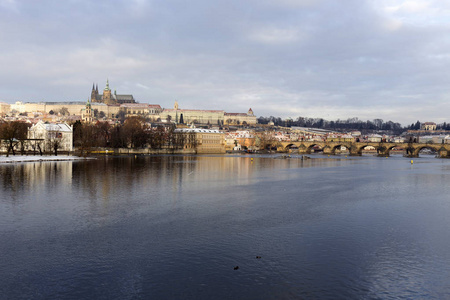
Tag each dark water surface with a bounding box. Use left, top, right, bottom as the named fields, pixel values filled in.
left=1, top=154, right=450, bottom=299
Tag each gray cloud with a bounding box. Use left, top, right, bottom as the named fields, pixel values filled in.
left=1, top=0, right=450, bottom=125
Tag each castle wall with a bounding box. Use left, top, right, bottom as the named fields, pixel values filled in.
left=161, top=109, right=225, bottom=125
left=12, top=102, right=121, bottom=118
left=224, top=114, right=257, bottom=125
left=0, top=102, right=10, bottom=115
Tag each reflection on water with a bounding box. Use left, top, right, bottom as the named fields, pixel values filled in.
left=1, top=154, right=450, bottom=299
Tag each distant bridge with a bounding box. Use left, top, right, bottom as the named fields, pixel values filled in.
left=277, top=141, right=450, bottom=158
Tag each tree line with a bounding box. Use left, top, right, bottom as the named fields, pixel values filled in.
left=1, top=117, right=197, bottom=156
left=256, top=116, right=450, bottom=134
left=73, top=117, right=195, bottom=153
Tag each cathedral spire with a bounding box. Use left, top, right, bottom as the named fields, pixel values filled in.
left=105, top=79, right=110, bottom=91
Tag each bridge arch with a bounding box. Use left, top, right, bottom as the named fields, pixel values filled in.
left=269, top=141, right=284, bottom=151
left=283, top=143, right=300, bottom=153
left=413, top=145, right=439, bottom=157
left=331, top=144, right=350, bottom=153
left=307, top=143, right=324, bottom=154
left=386, top=145, right=404, bottom=155
left=353, top=144, right=377, bottom=156
left=320, top=144, right=350, bottom=155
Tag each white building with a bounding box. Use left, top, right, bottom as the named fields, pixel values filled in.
left=419, top=136, right=434, bottom=143
left=28, top=121, right=73, bottom=152
left=367, top=134, right=383, bottom=142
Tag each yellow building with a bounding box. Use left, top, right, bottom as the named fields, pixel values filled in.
left=175, top=128, right=225, bottom=154
left=326, top=135, right=354, bottom=142
left=421, top=122, right=437, bottom=131
left=161, top=102, right=224, bottom=126
left=162, top=102, right=256, bottom=126
left=120, top=103, right=162, bottom=116
left=224, top=108, right=257, bottom=125
left=0, top=102, right=10, bottom=115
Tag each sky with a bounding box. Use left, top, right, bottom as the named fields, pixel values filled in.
left=1, top=0, right=450, bottom=125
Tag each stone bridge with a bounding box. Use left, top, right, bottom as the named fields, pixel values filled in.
left=277, top=141, right=450, bottom=158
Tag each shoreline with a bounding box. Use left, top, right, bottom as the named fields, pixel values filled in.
left=0, top=155, right=95, bottom=164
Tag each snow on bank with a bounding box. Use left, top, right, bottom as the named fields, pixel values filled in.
left=0, top=155, right=95, bottom=164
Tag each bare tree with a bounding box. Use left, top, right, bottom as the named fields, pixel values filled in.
left=59, top=107, right=70, bottom=116
left=123, top=117, right=148, bottom=148
left=48, top=129, right=62, bottom=156
left=148, top=126, right=167, bottom=149
left=255, top=131, right=275, bottom=150
left=73, top=121, right=97, bottom=155
left=116, top=110, right=126, bottom=124
left=0, top=121, right=29, bottom=157
left=95, top=121, right=111, bottom=147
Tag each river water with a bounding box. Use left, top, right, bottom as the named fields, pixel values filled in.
left=1, top=154, right=450, bottom=299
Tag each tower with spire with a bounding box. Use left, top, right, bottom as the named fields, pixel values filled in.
left=82, top=97, right=93, bottom=123
left=103, top=79, right=113, bottom=105
left=91, top=83, right=98, bottom=103
left=90, top=79, right=136, bottom=105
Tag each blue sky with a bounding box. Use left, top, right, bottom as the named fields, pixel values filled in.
left=1, top=0, right=450, bottom=125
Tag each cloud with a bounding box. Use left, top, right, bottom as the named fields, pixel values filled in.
left=0, top=0, right=450, bottom=125
left=0, top=0, right=19, bottom=12
left=377, top=0, right=450, bottom=26
left=249, top=27, right=302, bottom=44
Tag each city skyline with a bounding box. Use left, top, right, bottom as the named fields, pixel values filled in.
left=1, top=0, right=450, bottom=125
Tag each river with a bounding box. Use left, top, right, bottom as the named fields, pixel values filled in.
left=1, top=154, right=450, bottom=299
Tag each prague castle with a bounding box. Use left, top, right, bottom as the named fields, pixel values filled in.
left=160, top=102, right=256, bottom=126
left=91, top=80, right=136, bottom=105
left=2, top=79, right=256, bottom=125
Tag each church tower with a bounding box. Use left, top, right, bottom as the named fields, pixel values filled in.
left=82, top=98, right=93, bottom=123
left=91, top=83, right=98, bottom=103
left=103, top=79, right=114, bottom=105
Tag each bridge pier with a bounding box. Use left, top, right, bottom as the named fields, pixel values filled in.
left=438, top=149, right=448, bottom=158
left=297, top=146, right=308, bottom=154
left=376, top=148, right=390, bottom=157
left=323, top=146, right=334, bottom=155
left=349, top=152, right=362, bottom=156
left=405, top=150, right=418, bottom=158
left=349, top=146, right=361, bottom=156
left=405, top=145, right=418, bottom=157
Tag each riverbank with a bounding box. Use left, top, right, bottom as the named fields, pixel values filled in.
left=0, top=155, right=94, bottom=164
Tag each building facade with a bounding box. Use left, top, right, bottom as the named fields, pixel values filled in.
left=161, top=102, right=256, bottom=126
left=120, top=103, right=162, bottom=117
left=27, top=121, right=73, bottom=152
left=224, top=108, right=257, bottom=125
left=421, top=122, right=437, bottom=131
left=175, top=128, right=225, bottom=153
left=0, top=102, right=10, bottom=115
